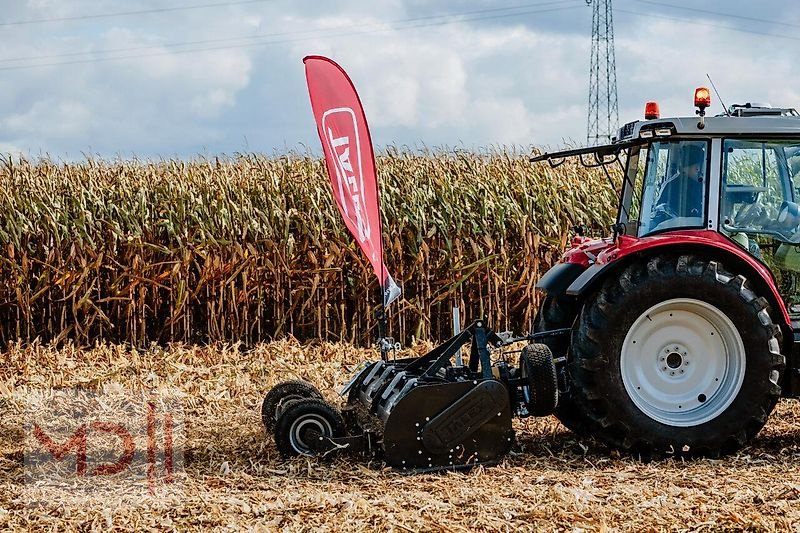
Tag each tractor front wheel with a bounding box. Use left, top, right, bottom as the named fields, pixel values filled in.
left=570, top=255, right=784, bottom=456
left=534, top=296, right=600, bottom=436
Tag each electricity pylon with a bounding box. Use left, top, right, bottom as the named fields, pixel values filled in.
left=586, top=0, right=619, bottom=145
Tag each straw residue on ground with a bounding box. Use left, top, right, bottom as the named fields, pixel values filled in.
left=2, top=339, right=800, bottom=531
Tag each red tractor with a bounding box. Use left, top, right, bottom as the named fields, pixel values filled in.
left=532, top=89, right=800, bottom=456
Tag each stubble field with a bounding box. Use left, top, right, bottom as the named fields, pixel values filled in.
left=2, top=339, right=800, bottom=531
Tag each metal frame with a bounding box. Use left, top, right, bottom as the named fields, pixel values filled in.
left=707, top=138, right=722, bottom=231
left=530, top=139, right=639, bottom=165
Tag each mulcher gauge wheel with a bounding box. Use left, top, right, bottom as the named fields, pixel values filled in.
left=274, top=398, right=346, bottom=457
left=261, top=380, right=323, bottom=432
left=519, top=343, right=558, bottom=416
left=274, top=397, right=306, bottom=421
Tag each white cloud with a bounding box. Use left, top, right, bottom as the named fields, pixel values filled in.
left=289, top=17, right=590, bottom=147
left=0, top=1, right=799, bottom=156
left=2, top=99, right=92, bottom=137
left=616, top=17, right=800, bottom=120
left=0, top=1, right=257, bottom=156
left=468, top=97, right=535, bottom=144
left=0, top=142, right=25, bottom=157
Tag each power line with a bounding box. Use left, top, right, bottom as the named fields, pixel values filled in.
left=0, top=0, right=275, bottom=27
left=0, top=2, right=583, bottom=71
left=634, top=0, right=800, bottom=30
left=0, top=0, right=578, bottom=65
left=616, top=8, right=800, bottom=43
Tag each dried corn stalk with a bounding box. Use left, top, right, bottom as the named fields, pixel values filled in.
left=0, top=149, right=616, bottom=346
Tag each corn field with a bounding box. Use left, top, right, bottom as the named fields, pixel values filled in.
left=0, top=149, right=617, bottom=347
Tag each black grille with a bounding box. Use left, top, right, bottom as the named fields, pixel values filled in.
left=619, top=121, right=636, bottom=139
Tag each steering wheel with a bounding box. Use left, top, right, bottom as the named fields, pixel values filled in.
left=733, top=202, right=764, bottom=227
left=651, top=203, right=679, bottom=227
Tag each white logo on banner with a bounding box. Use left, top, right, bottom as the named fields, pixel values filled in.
left=323, top=107, right=372, bottom=250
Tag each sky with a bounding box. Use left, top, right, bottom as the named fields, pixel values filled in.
left=1, top=0, right=799, bottom=159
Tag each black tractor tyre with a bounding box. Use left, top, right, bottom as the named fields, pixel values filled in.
left=534, top=296, right=600, bottom=436
left=519, top=343, right=558, bottom=416
left=261, top=380, right=323, bottom=432
left=274, top=398, right=346, bottom=457
left=570, top=254, right=784, bottom=456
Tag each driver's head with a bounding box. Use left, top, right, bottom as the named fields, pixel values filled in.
left=679, top=145, right=705, bottom=179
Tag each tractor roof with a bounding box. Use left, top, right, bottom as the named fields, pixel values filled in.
left=618, top=113, right=800, bottom=142
left=532, top=109, right=800, bottom=164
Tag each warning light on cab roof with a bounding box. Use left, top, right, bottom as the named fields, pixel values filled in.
left=644, top=101, right=660, bottom=120
left=694, top=87, right=712, bottom=109
left=695, top=87, right=711, bottom=129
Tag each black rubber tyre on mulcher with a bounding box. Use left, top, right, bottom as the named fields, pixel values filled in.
left=519, top=343, right=558, bottom=416
left=534, top=296, right=601, bottom=436
left=274, top=398, right=346, bottom=457
left=570, top=254, right=784, bottom=456
left=261, top=380, right=323, bottom=432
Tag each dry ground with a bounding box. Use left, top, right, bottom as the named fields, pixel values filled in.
left=2, top=339, right=800, bottom=531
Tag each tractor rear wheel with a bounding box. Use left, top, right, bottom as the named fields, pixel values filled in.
left=571, top=255, right=784, bottom=456
left=534, top=296, right=599, bottom=436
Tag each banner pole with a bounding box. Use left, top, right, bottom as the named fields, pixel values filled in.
left=376, top=307, right=388, bottom=362
left=377, top=177, right=388, bottom=361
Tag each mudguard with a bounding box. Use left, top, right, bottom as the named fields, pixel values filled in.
left=565, top=263, right=606, bottom=297
left=536, top=262, right=585, bottom=295
left=562, top=232, right=791, bottom=326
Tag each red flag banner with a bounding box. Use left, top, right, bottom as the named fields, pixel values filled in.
left=303, top=55, right=401, bottom=307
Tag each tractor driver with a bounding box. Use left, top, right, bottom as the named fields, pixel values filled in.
left=656, top=144, right=706, bottom=218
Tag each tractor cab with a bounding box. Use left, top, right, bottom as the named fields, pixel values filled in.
left=621, top=101, right=800, bottom=317
left=533, top=90, right=800, bottom=319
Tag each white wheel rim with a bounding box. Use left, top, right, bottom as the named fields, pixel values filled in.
left=620, top=298, right=746, bottom=427
left=289, top=413, right=334, bottom=455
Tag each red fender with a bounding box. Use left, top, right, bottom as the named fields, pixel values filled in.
left=562, top=236, right=615, bottom=268
left=593, top=231, right=791, bottom=325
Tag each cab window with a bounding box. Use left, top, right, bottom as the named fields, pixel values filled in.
left=721, top=140, right=796, bottom=241
left=636, top=140, right=708, bottom=236
left=721, top=139, right=800, bottom=316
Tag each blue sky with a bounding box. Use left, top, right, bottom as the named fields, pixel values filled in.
left=1, top=0, right=799, bottom=159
